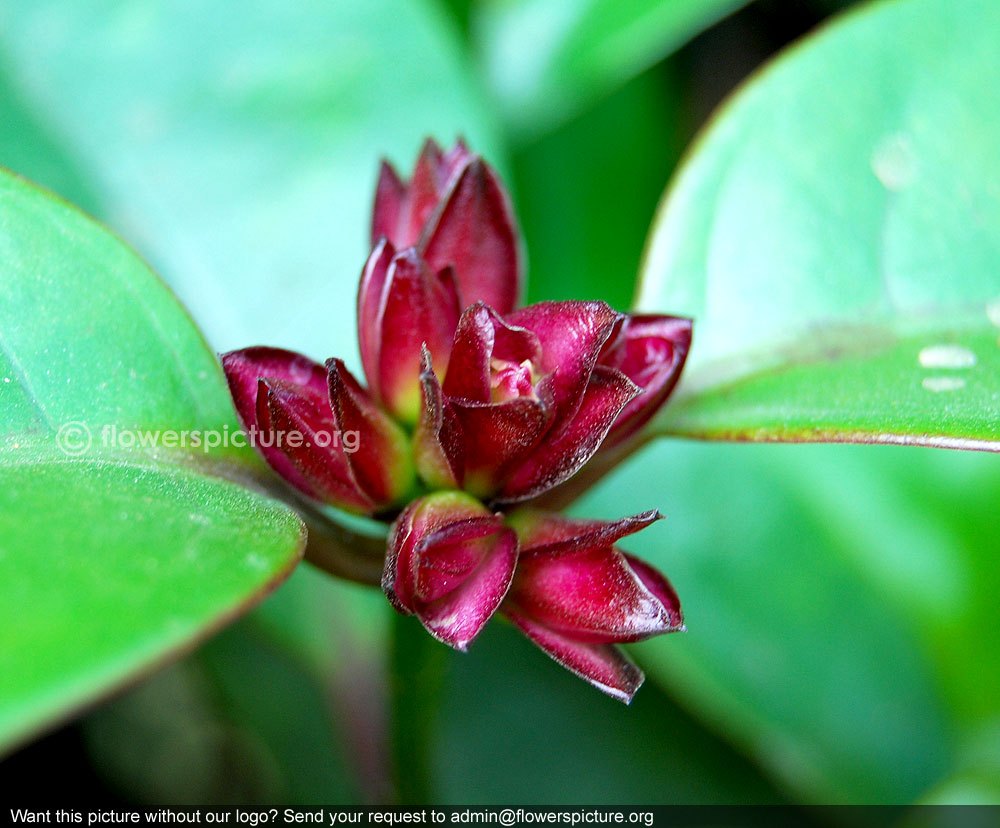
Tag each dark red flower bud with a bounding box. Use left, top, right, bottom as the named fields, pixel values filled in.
left=503, top=509, right=683, bottom=703
left=415, top=301, right=641, bottom=502
left=371, top=138, right=522, bottom=314
left=221, top=347, right=414, bottom=514
left=597, top=314, right=693, bottom=448
left=372, top=138, right=472, bottom=248
left=383, top=491, right=518, bottom=651
left=356, top=242, right=461, bottom=425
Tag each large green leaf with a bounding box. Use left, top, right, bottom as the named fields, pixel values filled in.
left=431, top=620, right=788, bottom=804
left=0, top=171, right=304, bottom=752
left=0, top=0, right=505, bottom=369
left=474, top=0, right=747, bottom=139
left=578, top=441, right=971, bottom=803
left=638, top=0, right=1000, bottom=449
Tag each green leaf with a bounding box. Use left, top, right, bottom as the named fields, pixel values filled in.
left=475, top=0, right=747, bottom=139
left=0, top=170, right=304, bottom=752
left=431, top=621, right=789, bottom=804
left=578, top=441, right=958, bottom=802
left=517, top=66, right=684, bottom=310
left=638, top=0, right=1000, bottom=449
left=0, top=0, right=505, bottom=369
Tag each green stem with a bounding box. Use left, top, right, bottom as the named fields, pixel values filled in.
left=390, top=612, right=448, bottom=805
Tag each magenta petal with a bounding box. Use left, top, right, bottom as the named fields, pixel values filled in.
left=440, top=138, right=474, bottom=184
left=421, top=158, right=522, bottom=314
left=624, top=554, right=684, bottom=630
left=414, top=348, right=465, bottom=489
left=505, top=608, right=644, bottom=704
left=383, top=492, right=516, bottom=651
left=377, top=249, right=461, bottom=423
left=600, top=315, right=693, bottom=447
left=416, top=526, right=518, bottom=650
left=371, top=161, right=406, bottom=247
left=221, top=347, right=330, bottom=498
left=327, top=359, right=414, bottom=506
left=443, top=303, right=541, bottom=403
left=384, top=493, right=497, bottom=612
left=384, top=499, right=422, bottom=614
left=510, top=542, right=677, bottom=644
left=413, top=516, right=503, bottom=602
left=222, top=347, right=329, bottom=428
left=506, top=302, right=623, bottom=427
left=356, top=238, right=396, bottom=399
left=514, top=509, right=661, bottom=553
left=261, top=379, right=373, bottom=514
left=499, top=365, right=638, bottom=502
left=450, top=397, right=552, bottom=498
left=396, top=138, right=446, bottom=246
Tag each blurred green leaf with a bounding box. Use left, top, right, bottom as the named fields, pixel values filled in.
left=85, top=606, right=390, bottom=806
left=0, top=0, right=505, bottom=368
left=580, top=441, right=964, bottom=802
left=639, top=0, right=1000, bottom=448
left=0, top=170, right=304, bottom=752
left=430, top=621, right=789, bottom=804
left=517, top=65, right=683, bottom=309
left=474, top=0, right=747, bottom=139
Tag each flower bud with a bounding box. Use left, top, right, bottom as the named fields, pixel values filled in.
left=414, top=301, right=640, bottom=502
left=221, top=347, right=414, bottom=514
left=383, top=491, right=518, bottom=651
left=357, top=242, right=460, bottom=424
left=598, top=314, right=692, bottom=448
left=503, top=509, right=683, bottom=703
left=371, top=138, right=522, bottom=314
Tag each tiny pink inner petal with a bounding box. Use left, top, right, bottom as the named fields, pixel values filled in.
left=490, top=358, right=536, bottom=403
left=418, top=528, right=518, bottom=651
left=507, top=302, right=623, bottom=431
left=505, top=608, right=644, bottom=704
left=498, top=365, right=638, bottom=503
left=445, top=303, right=541, bottom=404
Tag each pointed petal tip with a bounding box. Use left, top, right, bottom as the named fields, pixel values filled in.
left=420, top=621, right=473, bottom=653
left=420, top=135, right=444, bottom=157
